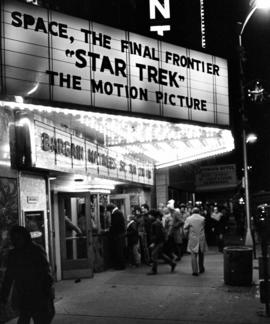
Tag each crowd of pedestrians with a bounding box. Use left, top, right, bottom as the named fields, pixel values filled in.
left=106, top=200, right=230, bottom=276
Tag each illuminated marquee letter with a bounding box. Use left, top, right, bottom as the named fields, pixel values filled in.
left=149, top=0, right=171, bottom=36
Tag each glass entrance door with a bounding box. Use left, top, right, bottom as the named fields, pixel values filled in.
left=58, top=192, right=93, bottom=279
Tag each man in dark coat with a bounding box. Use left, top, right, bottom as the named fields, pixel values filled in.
left=147, top=210, right=176, bottom=275
left=0, top=225, right=55, bottom=324
left=107, top=203, right=126, bottom=270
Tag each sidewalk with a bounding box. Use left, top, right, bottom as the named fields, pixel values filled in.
left=8, top=247, right=269, bottom=324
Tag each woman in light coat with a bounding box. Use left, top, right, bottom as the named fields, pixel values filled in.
left=184, top=207, right=207, bottom=276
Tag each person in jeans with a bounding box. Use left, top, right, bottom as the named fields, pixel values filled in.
left=135, top=205, right=151, bottom=265
left=126, top=215, right=141, bottom=267
left=147, top=210, right=176, bottom=275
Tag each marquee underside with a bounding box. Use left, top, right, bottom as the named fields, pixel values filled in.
left=1, top=101, right=234, bottom=169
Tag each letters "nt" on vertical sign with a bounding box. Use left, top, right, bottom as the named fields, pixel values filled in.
left=149, top=0, right=171, bottom=36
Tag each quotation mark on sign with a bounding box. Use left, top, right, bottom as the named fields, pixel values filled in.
left=65, top=49, right=75, bottom=57
left=179, top=75, right=185, bottom=82
left=69, top=36, right=74, bottom=44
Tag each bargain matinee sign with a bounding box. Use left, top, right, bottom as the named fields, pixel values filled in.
left=1, top=0, right=229, bottom=126
left=34, top=121, right=154, bottom=185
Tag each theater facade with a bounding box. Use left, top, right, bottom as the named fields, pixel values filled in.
left=0, top=0, right=233, bottom=279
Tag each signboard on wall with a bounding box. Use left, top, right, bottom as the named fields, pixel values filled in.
left=34, top=120, right=154, bottom=185
left=195, top=164, right=237, bottom=191
left=1, top=0, right=229, bottom=126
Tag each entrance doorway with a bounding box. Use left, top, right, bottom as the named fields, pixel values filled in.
left=110, top=194, right=131, bottom=218
left=58, top=192, right=94, bottom=279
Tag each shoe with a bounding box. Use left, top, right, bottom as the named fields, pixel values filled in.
left=199, top=267, right=205, bottom=274
left=147, top=271, right=157, bottom=275
left=192, top=272, right=199, bottom=276
left=171, top=262, right=176, bottom=273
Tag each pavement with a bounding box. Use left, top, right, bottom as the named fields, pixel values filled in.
left=7, top=245, right=270, bottom=324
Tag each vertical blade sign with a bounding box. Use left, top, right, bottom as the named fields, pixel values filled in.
left=149, top=0, right=171, bottom=36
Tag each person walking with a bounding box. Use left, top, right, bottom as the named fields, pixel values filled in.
left=135, top=205, right=151, bottom=265
left=140, top=204, right=153, bottom=258
left=126, top=214, right=141, bottom=267
left=162, top=207, right=173, bottom=238
left=179, top=203, right=189, bottom=255
left=167, top=200, right=184, bottom=261
left=107, top=203, right=126, bottom=270
left=210, top=206, right=225, bottom=252
left=0, top=225, right=55, bottom=324
left=184, top=207, right=207, bottom=276
left=147, top=210, right=176, bottom=275
left=162, top=207, right=174, bottom=259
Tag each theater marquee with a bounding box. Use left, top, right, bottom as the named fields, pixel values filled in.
left=1, top=0, right=229, bottom=126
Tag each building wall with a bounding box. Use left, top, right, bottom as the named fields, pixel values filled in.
left=19, top=173, right=49, bottom=256
left=0, top=109, right=19, bottom=322
left=0, top=175, right=18, bottom=324
left=155, top=169, right=169, bottom=207
left=122, top=187, right=152, bottom=208
left=0, top=108, right=18, bottom=278
left=51, top=190, right=62, bottom=281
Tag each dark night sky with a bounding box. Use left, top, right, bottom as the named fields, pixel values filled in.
left=237, top=3, right=270, bottom=193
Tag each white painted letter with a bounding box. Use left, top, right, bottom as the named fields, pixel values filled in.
left=149, top=0, right=170, bottom=19
left=150, top=25, right=171, bottom=36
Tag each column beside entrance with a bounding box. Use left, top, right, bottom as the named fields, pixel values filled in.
left=155, top=169, right=169, bottom=208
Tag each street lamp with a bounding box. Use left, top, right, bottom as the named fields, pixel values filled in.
left=246, top=133, right=258, bottom=144
left=238, top=0, right=270, bottom=246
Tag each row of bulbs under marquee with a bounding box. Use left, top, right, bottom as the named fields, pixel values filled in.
left=0, top=100, right=234, bottom=169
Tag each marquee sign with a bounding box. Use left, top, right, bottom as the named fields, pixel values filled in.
left=34, top=121, right=154, bottom=185
left=1, top=0, right=229, bottom=126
